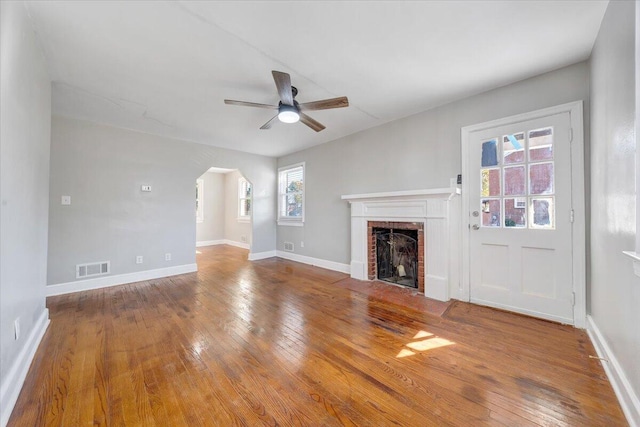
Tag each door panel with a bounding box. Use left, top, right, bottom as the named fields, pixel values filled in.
left=469, top=112, right=573, bottom=323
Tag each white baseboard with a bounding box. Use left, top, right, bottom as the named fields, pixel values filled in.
left=46, top=263, right=198, bottom=296
left=275, top=251, right=351, bottom=274
left=197, top=239, right=250, bottom=249
left=1, top=308, right=49, bottom=427
left=196, top=239, right=225, bottom=247
left=587, top=315, right=640, bottom=427
left=248, top=250, right=277, bottom=261
left=224, top=240, right=250, bottom=250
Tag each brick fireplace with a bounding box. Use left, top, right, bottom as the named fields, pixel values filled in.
left=341, top=187, right=460, bottom=302
left=368, top=221, right=424, bottom=292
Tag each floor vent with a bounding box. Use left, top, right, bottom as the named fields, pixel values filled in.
left=283, top=242, right=294, bottom=252
left=76, top=261, right=110, bottom=279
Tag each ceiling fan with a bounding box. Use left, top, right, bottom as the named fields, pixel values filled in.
left=224, top=70, right=349, bottom=132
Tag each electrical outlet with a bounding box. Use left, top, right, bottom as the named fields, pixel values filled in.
left=141, top=185, right=152, bottom=192
left=300, top=241, right=304, bottom=248
left=165, top=253, right=171, bottom=261
left=136, top=255, right=143, bottom=264
left=14, top=318, right=20, bottom=340
left=61, top=195, right=71, bottom=205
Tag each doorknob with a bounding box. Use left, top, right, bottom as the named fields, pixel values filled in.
left=472, top=211, right=479, bottom=217
left=472, top=224, right=480, bottom=230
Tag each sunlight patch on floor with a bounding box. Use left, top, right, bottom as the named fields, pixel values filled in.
left=396, top=330, right=455, bottom=358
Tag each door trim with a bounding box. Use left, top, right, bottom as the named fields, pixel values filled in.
left=460, top=101, right=586, bottom=328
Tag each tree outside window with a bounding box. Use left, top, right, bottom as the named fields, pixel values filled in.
left=278, top=163, right=304, bottom=225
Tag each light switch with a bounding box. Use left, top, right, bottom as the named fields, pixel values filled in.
left=61, top=196, right=71, bottom=205
left=141, top=185, right=152, bottom=192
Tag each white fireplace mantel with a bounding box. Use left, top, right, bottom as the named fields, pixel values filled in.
left=342, top=187, right=461, bottom=302
left=341, top=187, right=460, bottom=203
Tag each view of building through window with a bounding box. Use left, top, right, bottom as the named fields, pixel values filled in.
left=480, top=127, right=555, bottom=229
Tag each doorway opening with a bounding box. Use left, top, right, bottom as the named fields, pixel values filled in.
left=195, top=167, right=252, bottom=251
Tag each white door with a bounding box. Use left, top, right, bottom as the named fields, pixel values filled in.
left=468, top=112, right=574, bottom=323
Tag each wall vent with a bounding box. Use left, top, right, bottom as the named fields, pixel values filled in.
left=76, top=261, right=110, bottom=279
left=283, top=242, right=294, bottom=252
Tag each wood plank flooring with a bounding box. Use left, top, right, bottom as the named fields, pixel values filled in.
left=9, top=245, right=627, bottom=426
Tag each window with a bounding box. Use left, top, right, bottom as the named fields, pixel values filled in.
left=278, top=163, right=304, bottom=226
left=196, top=179, right=204, bottom=223
left=238, top=177, right=252, bottom=222
left=479, top=127, right=556, bottom=229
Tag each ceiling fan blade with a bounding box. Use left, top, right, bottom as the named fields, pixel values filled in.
left=299, top=96, right=349, bottom=111
left=272, top=71, right=294, bottom=105
left=299, top=113, right=326, bottom=132
left=224, top=100, right=278, bottom=109
left=260, top=114, right=279, bottom=130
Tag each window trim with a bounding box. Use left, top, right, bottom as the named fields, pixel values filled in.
left=237, top=177, right=252, bottom=223
left=278, top=162, right=305, bottom=226
left=196, top=178, right=204, bottom=223
left=627, top=3, right=640, bottom=277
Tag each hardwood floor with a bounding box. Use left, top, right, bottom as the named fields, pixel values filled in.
left=9, top=245, right=626, bottom=426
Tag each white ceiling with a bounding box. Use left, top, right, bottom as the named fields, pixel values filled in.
left=25, top=1, right=608, bottom=157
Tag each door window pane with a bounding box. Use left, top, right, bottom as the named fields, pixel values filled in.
left=529, top=127, right=553, bottom=162
left=503, top=132, right=525, bottom=164
left=481, top=199, right=501, bottom=227
left=530, top=197, right=554, bottom=229
left=481, top=139, right=499, bottom=167
left=504, top=198, right=526, bottom=228
left=529, top=163, right=554, bottom=195
left=481, top=169, right=501, bottom=197
left=504, top=165, right=525, bottom=196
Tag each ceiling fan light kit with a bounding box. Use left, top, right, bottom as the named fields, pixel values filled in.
left=278, top=104, right=300, bottom=123
left=224, top=70, right=349, bottom=132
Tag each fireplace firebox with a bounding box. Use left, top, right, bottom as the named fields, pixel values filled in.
left=374, top=227, right=418, bottom=288
left=368, top=221, right=424, bottom=292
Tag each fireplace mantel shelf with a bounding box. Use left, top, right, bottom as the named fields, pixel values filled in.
left=341, top=187, right=460, bottom=202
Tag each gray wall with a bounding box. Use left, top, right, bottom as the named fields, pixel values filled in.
left=0, top=0, right=51, bottom=420
left=589, top=0, right=640, bottom=413
left=277, top=62, right=590, bottom=265
left=225, top=170, right=252, bottom=245
left=48, top=116, right=276, bottom=285
left=196, top=171, right=225, bottom=242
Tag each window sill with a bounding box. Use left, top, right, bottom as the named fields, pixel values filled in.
left=278, top=220, right=304, bottom=227
left=622, top=251, right=640, bottom=277
left=196, top=219, right=204, bottom=224
left=237, top=217, right=251, bottom=223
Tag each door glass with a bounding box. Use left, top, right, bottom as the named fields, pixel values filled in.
left=481, top=139, right=499, bottom=167
left=481, top=168, right=501, bottom=197
left=529, top=162, right=554, bottom=195
left=529, top=127, right=553, bottom=161
left=478, top=126, right=555, bottom=229
left=504, top=198, right=526, bottom=228
left=504, top=166, right=525, bottom=196
left=481, top=199, right=501, bottom=227
left=530, top=197, right=554, bottom=229
left=503, top=132, right=525, bottom=165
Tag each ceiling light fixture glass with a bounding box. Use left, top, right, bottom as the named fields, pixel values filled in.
left=278, top=105, right=300, bottom=123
